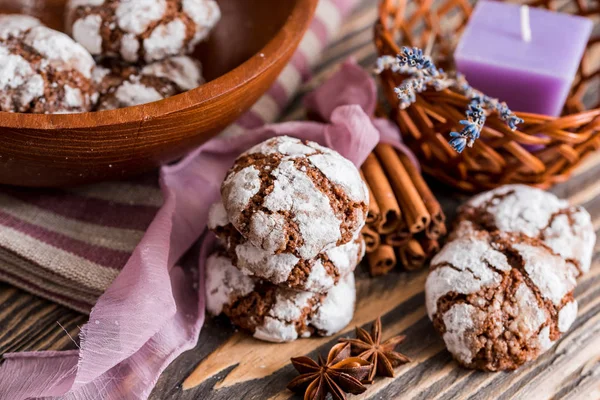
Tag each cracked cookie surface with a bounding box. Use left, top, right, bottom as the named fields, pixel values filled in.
left=426, top=227, right=578, bottom=371
left=208, top=200, right=365, bottom=293
left=221, top=136, right=369, bottom=260
left=93, top=55, right=203, bottom=110
left=0, top=15, right=97, bottom=114
left=455, top=184, right=595, bottom=275
left=66, top=0, right=220, bottom=63
left=205, top=252, right=356, bottom=342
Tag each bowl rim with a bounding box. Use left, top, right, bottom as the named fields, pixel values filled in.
left=0, top=0, right=316, bottom=130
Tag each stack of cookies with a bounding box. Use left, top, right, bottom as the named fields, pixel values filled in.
left=426, top=185, right=596, bottom=371
left=205, top=136, right=369, bottom=342
left=0, top=0, right=220, bottom=114
left=66, top=0, right=220, bottom=111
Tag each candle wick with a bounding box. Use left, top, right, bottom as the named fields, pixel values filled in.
left=520, top=5, right=532, bottom=42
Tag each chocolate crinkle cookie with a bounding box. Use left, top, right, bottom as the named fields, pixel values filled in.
left=205, top=252, right=356, bottom=343
left=221, top=136, right=369, bottom=261
left=0, top=14, right=97, bottom=114
left=426, top=225, right=578, bottom=371
left=66, top=0, right=221, bottom=63
left=455, top=184, right=596, bottom=275
left=208, top=200, right=365, bottom=293
left=93, top=55, right=203, bottom=110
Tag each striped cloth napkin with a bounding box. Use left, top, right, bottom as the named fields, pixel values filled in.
left=0, top=0, right=357, bottom=314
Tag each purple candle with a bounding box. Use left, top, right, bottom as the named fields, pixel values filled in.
left=455, top=1, right=592, bottom=117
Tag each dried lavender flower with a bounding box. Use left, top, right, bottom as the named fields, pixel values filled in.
left=376, top=47, right=523, bottom=153
left=449, top=101, right=486, bottom=152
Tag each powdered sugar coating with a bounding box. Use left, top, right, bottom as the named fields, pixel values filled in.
left=120, top=33, right=140, bottom=62
left=426, top=234, right=511, bottom=317
left=232, top=231, right=363, bottom=293
left=510, top=283, right=548, bottom=337
left=309, top=273, right=355, bottom=336
left=205, top=252, right=356, bottom=342
left=246, top=136, right=318, bottom=156
left=91, top=66, right=110, bottom=85
left=0, top=16, right=96, bottom=114
left=69, top=0, right=106, bottom=7
left=0, top=15, right=41, bottom=40
left=512, top=242, right=577, bottom=305
left=558, top=301, right=578, bottom=333
left=204, top=253, right=255, bottom=316
left=207, top=201, right=230, bottom=228
left=0, top=46, right=44, bottom=110
left=182, top=0, right=221, bottom=45
left=72, top=14, right=103, bottom=55
left=442, top=303, right=484, bottom=365
left=94, top=56, right=203, bottom=110
left=426, top=228, right=579, bottom=370
left=308, top=152, right=369, bottom=202
left=222, top=166, right=262, bottom=221
left=256, top=160, right=342, bottom=258
left=460, top=184, right=596, bottom=274
left=143, top=18, right=187, bottom=62
left=441, top=284, right=552, bottom=366
left=67, top=0, right=220, bottom=62
left=141, top=55, right=203, bottom=91
left=24, top=26, right=95, bottom=79
left=253, top=318, right=300, bottom=343
left=537, top=326, right=553, bottom=352
left=114, top=81, right=163, bottom=108
left=208, top=200, right=364, bottom=293
left=221, top=136, right=368, bottom=260
left=63, top=85, right=85, bottom=108
left=115, top=0, right=166, bottom=35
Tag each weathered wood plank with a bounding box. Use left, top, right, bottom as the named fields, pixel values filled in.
left=0, top=285, right=83, bottom=355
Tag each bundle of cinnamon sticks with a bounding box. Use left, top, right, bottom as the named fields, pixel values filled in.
left=361, top=144, right=446, bottom=276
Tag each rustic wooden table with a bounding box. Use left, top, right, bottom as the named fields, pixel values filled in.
left=1, top=2, right=600, bottom=399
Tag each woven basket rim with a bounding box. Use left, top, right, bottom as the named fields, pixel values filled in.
left=375, top=0, right=600, bottom=120
left=374, top=0, right=600, bottom=192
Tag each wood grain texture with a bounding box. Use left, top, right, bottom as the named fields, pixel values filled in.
left=1, top=3, right=600, bottom=400
left=0, top=0, right=317, bottom=187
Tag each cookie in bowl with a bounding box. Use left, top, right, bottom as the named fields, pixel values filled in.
left=0, top=14, right=97, bottom=114
left=93, top=55, right=203, bottom=110
left=66, top=0, right=221, bottom=63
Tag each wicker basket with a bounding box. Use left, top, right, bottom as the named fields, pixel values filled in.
left=375, top=0, right=600, bottom=192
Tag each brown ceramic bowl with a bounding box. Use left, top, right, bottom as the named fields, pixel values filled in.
left=0, top=0, right=317, bottom=187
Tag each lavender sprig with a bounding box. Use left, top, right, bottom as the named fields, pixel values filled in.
left=376, top=47, right=523, bottom=153
left=448, top=101, right=486, bottom=153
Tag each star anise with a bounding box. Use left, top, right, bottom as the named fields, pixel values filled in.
left=287, top=342, right=372, bottom=400
left=340, top=317, right=410, bottom=382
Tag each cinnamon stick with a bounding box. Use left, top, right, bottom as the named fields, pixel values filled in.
left=361, top=172, right=381, bottom=226
left=375, top=144, right=431, bottom=233
left=396, top=150, right=446, bottom=239
left=427, top=221, right=447, bottom=240
left=385, top=229, right=411, bottom=247
left=367, top=245, right=397, bottom=276
left=419, top=236, right=440, bottom=257
left=399, top=239, right=426, bottom=271
left=362, top=225, right=381, bottom=253
left=361, top=153, right=402, bottom=234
